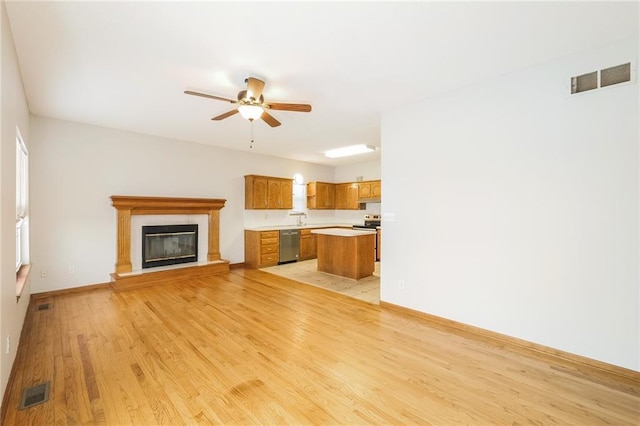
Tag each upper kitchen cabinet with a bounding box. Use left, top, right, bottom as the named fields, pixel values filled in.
left=358, top=180, right=381, bottom=201
left=245, top=175, right=293, bottom=209
left=335, top=182, right=361, bottom=210
left=307, top=182, right=336, bottom=209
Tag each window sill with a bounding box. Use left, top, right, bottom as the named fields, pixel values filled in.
left=16, top=264, right=31, bottom=302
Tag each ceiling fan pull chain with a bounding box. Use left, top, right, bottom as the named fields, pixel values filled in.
left=250, top=119, right=254, bottom=149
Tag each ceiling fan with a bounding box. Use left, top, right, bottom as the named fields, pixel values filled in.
left=184, top=77, right=312, bottom=127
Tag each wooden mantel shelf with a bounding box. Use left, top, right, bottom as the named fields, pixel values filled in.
left=111, top=195, right=226, bottom=215
left=110, top=195, right=229, bottom=290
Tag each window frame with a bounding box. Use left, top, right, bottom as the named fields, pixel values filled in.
left=16, top=128, right=28, bottom=272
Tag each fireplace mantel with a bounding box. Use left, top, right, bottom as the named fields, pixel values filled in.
left=110, top=195, right=229, bottom=290
left=111, top=195, right=226, bottom=216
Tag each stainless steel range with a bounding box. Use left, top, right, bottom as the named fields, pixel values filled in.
left=352, top=214, right=381, bottom=260
left=352, top=214, right=381, bottom=230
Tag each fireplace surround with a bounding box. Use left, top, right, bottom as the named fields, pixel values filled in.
left=110, top=196, right=229, bottom=291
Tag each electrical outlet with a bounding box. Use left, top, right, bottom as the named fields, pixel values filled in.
left=68, top=266, right=75, bottom=274
left=399, top=280, right=405, bottom=289
left=6, top=335, right=10, bottom=355
left=40, top=269, right=48, bottom=278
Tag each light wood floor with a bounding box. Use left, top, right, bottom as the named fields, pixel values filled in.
left=3, top=268, right=639, bottom=425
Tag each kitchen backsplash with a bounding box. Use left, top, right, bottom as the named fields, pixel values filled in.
left=243, top=203, right=381, bottom=229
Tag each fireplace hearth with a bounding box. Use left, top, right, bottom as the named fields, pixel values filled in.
left=142, top=224, right=198, bottom=269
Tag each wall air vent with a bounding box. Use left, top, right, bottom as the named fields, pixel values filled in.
left=601, top=63, right=631, bottom=87
left=571, top=71, right=597, bottom=94
left=570, top=62, right=633, bottom=94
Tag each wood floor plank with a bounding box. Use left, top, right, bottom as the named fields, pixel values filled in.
left=3, top=268, right=639, bottom=425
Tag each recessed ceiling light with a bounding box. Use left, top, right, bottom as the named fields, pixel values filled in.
left=324, top=144, right=377, bottom=158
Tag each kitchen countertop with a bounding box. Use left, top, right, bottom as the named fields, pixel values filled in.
left=245, top=223, right=356, bottom=231
left=311, top=228, right=377, bottom=237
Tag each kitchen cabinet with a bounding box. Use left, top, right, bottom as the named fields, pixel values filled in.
left=307, top=182, right=336, bottom=209
left=358, top=180, right=381, bottom=200
left=299, top=229, right=318, bottom=260
left=244, top=230, right=280, bottom=268
left=335, top=183, right=361, bottom=210
left=245, top=175, right=293, bottom=209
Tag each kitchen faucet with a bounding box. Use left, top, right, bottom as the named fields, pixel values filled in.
left=289, top=211, right=307, bottom=226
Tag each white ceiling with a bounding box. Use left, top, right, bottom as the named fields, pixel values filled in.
left=5, top=1, right=638, bottom=166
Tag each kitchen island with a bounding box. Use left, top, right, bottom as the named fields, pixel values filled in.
left=311, top=228, right=376, bottom=280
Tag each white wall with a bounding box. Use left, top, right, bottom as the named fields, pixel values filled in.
left=0, top=0, right=32, bottom=406
left=334, top=159, right=381, bottom=182
left=29, top=116, right=336, bottom=293
left=381, top=36, right=639, bottom=371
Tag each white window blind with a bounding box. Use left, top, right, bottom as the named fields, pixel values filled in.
left=16, top=129, right=28, bottom=270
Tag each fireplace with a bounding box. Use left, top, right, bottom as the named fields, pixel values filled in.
left=111, top=196, right=229, bottom=291
left=142, top=224, right=198, bottom=269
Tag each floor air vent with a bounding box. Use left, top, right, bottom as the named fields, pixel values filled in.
left=19, top=382, right=50, bottom=409
left=37, top=303, right=51, bottom=311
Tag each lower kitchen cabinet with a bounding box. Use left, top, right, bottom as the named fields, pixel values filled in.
left=245, top=230, right=279, bottom=268
left=299, top=229, right=318, bottom=260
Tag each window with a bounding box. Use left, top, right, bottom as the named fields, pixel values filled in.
left=16, top=128, right=28, bottom=271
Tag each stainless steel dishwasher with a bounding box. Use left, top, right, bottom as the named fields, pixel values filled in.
left=279, top=229, right=300, bottom=264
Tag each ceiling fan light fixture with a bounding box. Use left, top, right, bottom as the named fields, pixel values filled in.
left=238, top=105, right=264, bottom=121
left=324, top=144, right=377, bottom=159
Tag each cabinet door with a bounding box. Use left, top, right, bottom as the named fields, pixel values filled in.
left=336, top=183, right=360, bottom=210
left=358, top=182, right=372, bottom=199
left=251, top=176, right=269, bottom=209
left=318, top=183, right=336, bottom=209
left=346, top=183, right=360, bottom=209
left=309, top=233, right=317, bottom=258
left=299, top=236, right=312, bottom=260
left=335, top=184, right=347, bottom=209
left=267, top=179, right=281, bottom=209
left=372, top=180, right=381, bottom=198
left=299, top=230, right=317, bottom=260
left=280, top=179, right=293, bottom=209
left=307, top=182, right=317, bottom=209
left=317, top=183, right=328, bottom=208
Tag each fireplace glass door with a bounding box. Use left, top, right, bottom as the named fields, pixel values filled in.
left=142, top=224, right=198, bottom=269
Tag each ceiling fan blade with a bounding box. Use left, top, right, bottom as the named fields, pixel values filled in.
left=211, top=109, right=239, bottom=121
left=265, top=102, right=312, bottom=112
left=245, top=77, right=265, bottom=101
left=260, top=111, right=281, bottom=127
left=184, top=90, right=236, bottom=103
